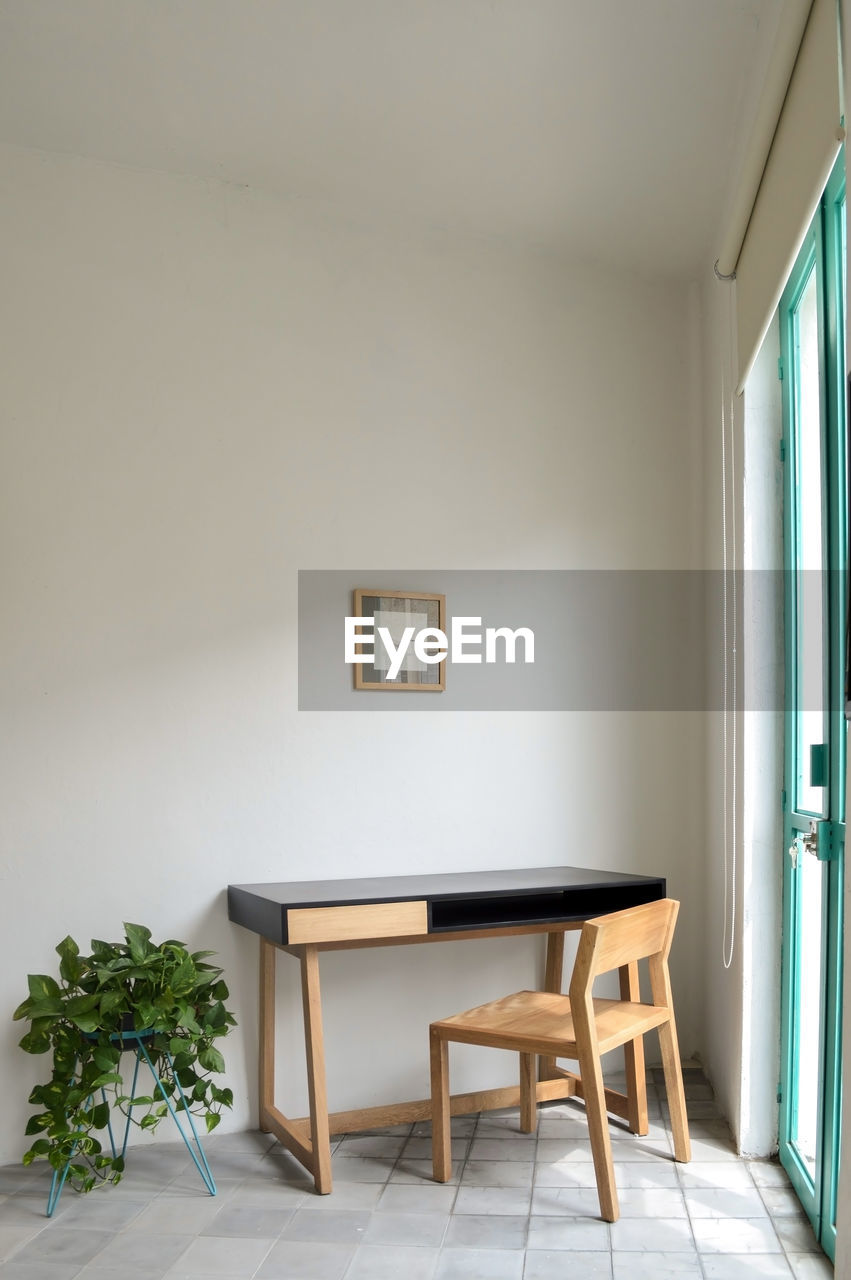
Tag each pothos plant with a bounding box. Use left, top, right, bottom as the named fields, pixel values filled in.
left=13, top=924, right=237, bottom=1194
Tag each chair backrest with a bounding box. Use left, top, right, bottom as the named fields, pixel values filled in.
left=569, top=898, right=679, bottom=1006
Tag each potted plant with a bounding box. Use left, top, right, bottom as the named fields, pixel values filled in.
left=13, top=923, right=236, bottom=1197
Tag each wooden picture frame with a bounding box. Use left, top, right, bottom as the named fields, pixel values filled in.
left=352, top=589, right=446, bottom=691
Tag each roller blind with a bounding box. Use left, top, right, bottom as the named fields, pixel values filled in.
left=735, top=0, right=842, bottom=390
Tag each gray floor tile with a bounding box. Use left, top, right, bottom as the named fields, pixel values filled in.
left=404, top=1138, right=468, bottom=1162
left=748, top=1160, right=793, bottom=1188
left=460, top=1162, right=533, bottom=1188
left=55, top=1196, right=149, bottom=1232
left=677, top=1161, right=754, bottom=1190
left=472, top=1120, right=534, bottom=1142
left=77, top=1268, right=167, bottom=1280
left=377, top=1185, right=457, bottom=1215
left=524, top=1250, right=612, bottom=1278
left=162, top=1235, right=275, bottom=1276
left=0, top=1197, right=67, bottom=1229
left=228, top=1179, right=311, bottom=1210
left=391, top=1160, right=460, bottom=1185
left=700, top=1255, right=794, bottom=1278
left=684, top=1186, right=768, bottom=1218
left=759, top=1185, right=804, bottom=1216
left=612, top=1161, right=680, bottom=1189
left=443, top=1215, right=527, bottom=1250
left=345, top=1244, right=440, bottom=1279
left=452, top=1187, right=531, bottom=1216
left=201, top=1205, right=293, bottom=1237
left=614, top=1188, right=687, bottom=1217
left=0, top=1264, right=84, bottom=1280
left=255, top=1240, right=354, bottom=1280
left=691, top=1215, right=782, bottom=1253
left=330, top=1156, right=394, bottom=1184
left=412, top=1119, right=476, bottom=1140
left=535, top=1138, right=595, bottom=1163
left=124, top=1195, right=225, bottom=1234
left=530, top=1186, right=604, bottom=1217
left=612, top=1250, right=702, bottom=1278
left=526, top=1216, right=610, bottom=1250
left=772, top=1215, right=821, bottom=1254
left=786, top=1254, right=835, bottom=1278
left=299, top=1183, right=383, bottom=1211
left=434, top=1248, right=523, bottom=1279
left=532, top=1161, right=600, bottom=1188
left=363, top=1212, right=449, bottom=1246
left=0, top=1226, right=46, bottom=1264
left=336, top=1136, right=407, bottom=1159
left=84, top=1231, right=191, bottom=1272
left=609, top=1216, right=695, bottom=1252
left=12, top=1227, right=114, bottom=1267
left=281, top=1208, right=371, bottom=1244
left=468, top=1140, right=537, bottom=1163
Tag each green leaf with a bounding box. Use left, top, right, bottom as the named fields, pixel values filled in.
left=19, top=997, right=64, bottom=1019
left=198, top=1046, right=225, bottom=1074
left=56, top=935, right=82, bottom=984
left=67, top=1010, right=102, bottom=1033
left=18, top=1029, right=51, bottom=1054
left=135, top=1003, right=157, bottom=1028
left=65, top=993, right=100, bottom=1016
left=25, top=1113, right=51, bottom=1135
left=205, top=1112, right=221, bottom=1133
left=90, top=1072, right=122, bottom=1089
left=27, top=974, right=61, bottom=1002
left=91, top=1102, right=110, bottom=1130
left=139, top=1114, right=160, bottom=1131
left=98, top=991, right=125, bottom=1017
left=123, top=923, right=151, bottom=965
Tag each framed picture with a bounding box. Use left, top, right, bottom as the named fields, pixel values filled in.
left=352, top=589, right=446, bottom=691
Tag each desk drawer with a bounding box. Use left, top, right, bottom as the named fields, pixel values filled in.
left=286, top=901, right=428, bottom=944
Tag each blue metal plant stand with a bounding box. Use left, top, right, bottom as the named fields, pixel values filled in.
left=47, top=1028, right=217, bottom=1216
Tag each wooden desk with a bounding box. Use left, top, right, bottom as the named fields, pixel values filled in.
left=227, top=865, right=665, bottom=1193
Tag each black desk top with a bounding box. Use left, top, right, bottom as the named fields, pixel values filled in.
left=228, top=865, right=666, bottom=945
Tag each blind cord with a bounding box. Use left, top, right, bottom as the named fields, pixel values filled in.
left=721, top=282, right=738, bottom=971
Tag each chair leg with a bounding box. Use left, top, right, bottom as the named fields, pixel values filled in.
left=577, top=1045, right=619, bottom=1222
left=519, top=1053, right=537, bottom=1133
left=430, top=1027, right=452, bottom=1182
left=658, top=1018, right=691, bottom=1163
left=619, top=963, right=648, bottom=1136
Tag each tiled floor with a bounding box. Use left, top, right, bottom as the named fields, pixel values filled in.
left=0, top=1068, right=832, bottom=1279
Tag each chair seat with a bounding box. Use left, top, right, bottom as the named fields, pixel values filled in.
left=434, top=989, right=670, bottom=1056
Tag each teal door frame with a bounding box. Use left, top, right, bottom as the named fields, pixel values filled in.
left=778, top=153, right=846, bottom=1261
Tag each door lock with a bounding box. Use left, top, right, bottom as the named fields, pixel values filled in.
left=803, top=820, right=819, bottom=857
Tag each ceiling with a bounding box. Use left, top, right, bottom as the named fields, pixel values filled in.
left=0, top=0, right=781, bottom=278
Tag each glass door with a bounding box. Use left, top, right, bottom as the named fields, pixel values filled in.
left=779, top=155, right=846, bottom=1261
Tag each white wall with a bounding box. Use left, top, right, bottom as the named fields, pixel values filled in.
left=0, top=142, right=704, bottom=1163
left=699, top=266, right=745, bottom=1136
left=699, top=281, right=784, bottom=1158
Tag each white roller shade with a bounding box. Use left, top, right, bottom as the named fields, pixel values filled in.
left=735, top=0, right=842, bottom=390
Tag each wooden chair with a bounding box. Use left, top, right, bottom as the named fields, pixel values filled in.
left=429, top=897, right=690, bottom=1222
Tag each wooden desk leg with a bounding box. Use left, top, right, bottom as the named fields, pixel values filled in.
left=539, top=930, right=566, bottom=1082
left=259, top=938, right=276, bottom=1132
left=619, top=961, right=648, bottom=1136
left=300, top=944, right=333, bottom=1194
